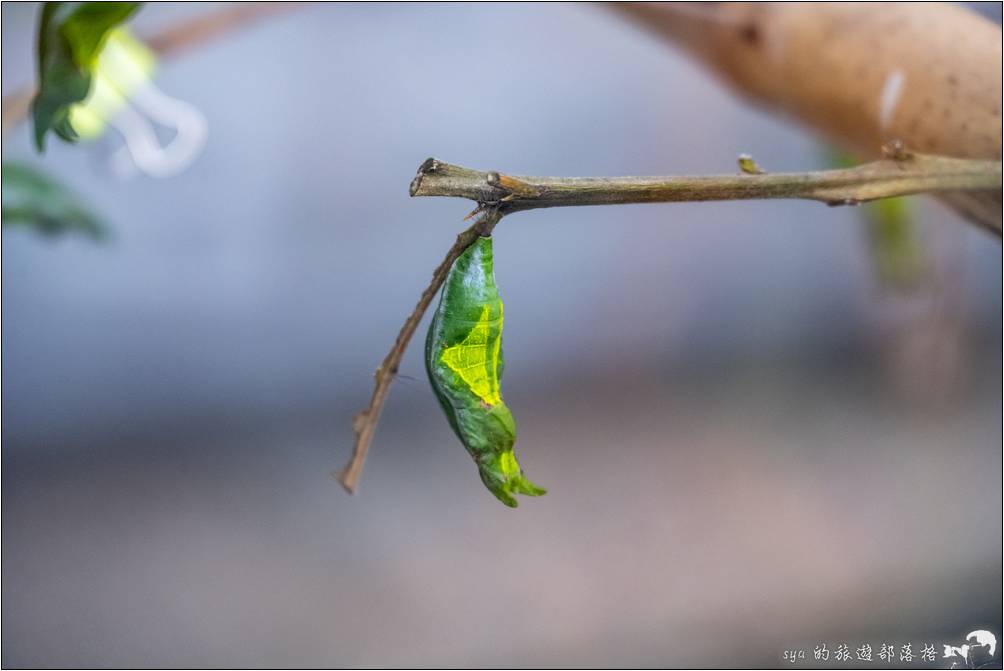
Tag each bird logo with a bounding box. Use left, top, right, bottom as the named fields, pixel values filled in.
left=943, top=630, right=997, bottom=669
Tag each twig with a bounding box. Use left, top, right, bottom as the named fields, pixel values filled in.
left=143, top=2, right=297, bottom=58
left=410, top=154, right=1002, bottom=235
left=336, top=209, right=502, bottom=494
left=338, top=150, right=1001, bottom=494
left=1, top=90, right=34, bottom=135
left=1, top=2, right=298, bottom=137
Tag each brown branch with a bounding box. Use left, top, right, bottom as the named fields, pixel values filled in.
left=1, top=2, right=298, bottom=137
left=335, top=209, right=502, bottom=494
left=143, top=2, right=297, bottom=58
left=338, top=150, right=1001, bottom=495
left=410, top=153, right=1003, bottom=235
left=1, top=89, right=34, bottom=136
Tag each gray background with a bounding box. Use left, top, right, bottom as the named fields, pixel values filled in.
left=3, top=3, right=1001, bottom=667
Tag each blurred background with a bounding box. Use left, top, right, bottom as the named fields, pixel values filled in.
left=2, top=2, right=1001, bottom=667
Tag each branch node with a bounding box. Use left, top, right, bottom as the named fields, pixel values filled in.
left=497, top=173, right=544, bottom=198
left=881, top=139, right=912, bottom=162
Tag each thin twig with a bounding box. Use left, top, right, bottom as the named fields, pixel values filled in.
left=144, top=2, right=298, bottom=58
left=336, top=209, right=502, bottom=494
left=338, top=150, right=1001, bottom=494
left=1, top=2, right=298, bottom=137
left=410, top=154, right=1002, bottom=235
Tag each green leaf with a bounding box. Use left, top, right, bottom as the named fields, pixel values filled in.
left=1, top=162, right=107, bottom=240
left=425, top=236, right=545, bottom=507
left=31, top=1, right=141, bottom=151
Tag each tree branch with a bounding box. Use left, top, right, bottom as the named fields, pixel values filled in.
left=410, top=153, right=1002, bottom=235
left=143, top=3, right=298, bottom=58
left=337, top=150, right=1001, bottom=495
left=336, top=209, right=502, bottom=494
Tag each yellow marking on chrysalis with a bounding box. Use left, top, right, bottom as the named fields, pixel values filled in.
left=498, top=451, right=520, bottom=478
left=440, top=303, right=504, bottom=406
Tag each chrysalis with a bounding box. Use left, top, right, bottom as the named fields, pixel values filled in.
left=425, top=236, right=545, bottom=507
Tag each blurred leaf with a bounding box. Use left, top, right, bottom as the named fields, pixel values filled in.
left=31, top=1, right=141, bottom=151
left=2, top=162, right=107, bottom=240
left=825, top=148, right=927, bottom=290
left=862, top=196, right=927, bottom=289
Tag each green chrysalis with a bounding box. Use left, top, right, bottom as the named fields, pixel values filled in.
left=425, top=236, right=545, bottom=507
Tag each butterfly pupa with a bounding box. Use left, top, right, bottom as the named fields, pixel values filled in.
left=425, top=236, right=545, bottom=507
